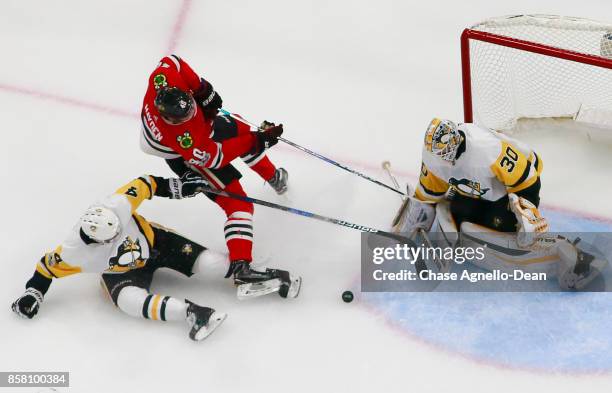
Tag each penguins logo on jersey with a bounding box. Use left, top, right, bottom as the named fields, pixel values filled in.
left=108, top=236, right=147, bottom=272
left=449, top=177, right=490, bottom=198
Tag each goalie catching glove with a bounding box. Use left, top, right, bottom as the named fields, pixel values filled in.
left=508, top=193, right=550, bottom=249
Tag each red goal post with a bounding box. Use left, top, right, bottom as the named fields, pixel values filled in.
left=461, top=15, right=612, bottom=130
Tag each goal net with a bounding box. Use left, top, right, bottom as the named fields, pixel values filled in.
left=462, top=14, right=612, bottom=131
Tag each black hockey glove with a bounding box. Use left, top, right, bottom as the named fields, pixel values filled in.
left=251, top=121, right=283, bottom=155
left=193, top=78, right=223, bottom=119
left=12, top=288, right=44, bottom=319
left=154, top=172, right=210, bottom=199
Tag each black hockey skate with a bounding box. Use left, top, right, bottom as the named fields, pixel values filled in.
left=268, top=168, right=289, bottom=195
left=185, top=301, right=227, bottom=342
left=225, top=260, right=301, bottom=300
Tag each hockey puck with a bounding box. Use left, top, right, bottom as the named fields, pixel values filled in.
left=342, top=290, right=354, bottom=303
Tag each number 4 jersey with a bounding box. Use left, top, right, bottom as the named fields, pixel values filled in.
left=35, top=177, right=160, bottom=279
left=416, top=123, right=543, bottom=202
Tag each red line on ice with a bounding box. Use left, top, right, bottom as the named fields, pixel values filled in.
left=0, top=83, right=135, bottom=119
left=166, top=0, right=193, bottom=54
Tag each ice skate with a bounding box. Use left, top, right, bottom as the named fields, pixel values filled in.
left=186, top=301, right=227, bottom=341
left=225, top=261, right=301, bottom=299
left=268, top=168, right=289, bottom=195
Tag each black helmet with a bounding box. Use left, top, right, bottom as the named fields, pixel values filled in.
left=154, top=87, right=196, bottom=124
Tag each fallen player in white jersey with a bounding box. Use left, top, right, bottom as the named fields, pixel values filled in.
left=11, top=175, right=301, bottom=341
left=394, top=118, right=607, bottom=290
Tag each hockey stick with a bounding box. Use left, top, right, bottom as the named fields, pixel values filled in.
left=218, top=108, right=405, bottom=196
left=382, top=161, right=402, bottom=192
left=382, top=161, right=443, bottom=277
left=382, top=161, right=412, bottom=229
left=199, top=184, right=415, bottom=246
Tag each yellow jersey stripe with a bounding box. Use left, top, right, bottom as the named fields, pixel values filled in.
left=133, top=213, right=155, bottom=248
left=37, top=246, right=82, bottom=279
left=36, top=262, right=54, bottom=279
left=418, top=162, right=449, bottom=200
left=415, top=188, right=440, bottom=202
left=507, top=172, right=539, bottom=194
left=531, top=152, right=544, bottom=175
left=151, top=295, right=162, bottom=321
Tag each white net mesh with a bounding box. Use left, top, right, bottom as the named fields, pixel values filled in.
left=467, top=14, right=612, bottom=130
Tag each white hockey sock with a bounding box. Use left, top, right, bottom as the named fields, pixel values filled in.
left=116, top=286, right=188, bottom=322
left=192, top=249, right=230, bottom=276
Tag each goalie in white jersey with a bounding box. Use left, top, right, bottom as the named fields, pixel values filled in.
left=398, top=118, right=606, bottom=290
left=412, top=118, right=545, bottom=236
left=11, top=175, right=300, bottom=341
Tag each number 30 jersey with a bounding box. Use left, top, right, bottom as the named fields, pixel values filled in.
left=416, top=123, right=543, bottom=202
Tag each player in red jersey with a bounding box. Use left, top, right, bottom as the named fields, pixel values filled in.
left=139, top=55, right=299, bottom=298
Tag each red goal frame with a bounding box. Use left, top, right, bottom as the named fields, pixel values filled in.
left=461, top=28, right=612, bottom=124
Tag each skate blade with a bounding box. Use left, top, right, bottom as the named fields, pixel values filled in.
left=286, top=275, right=302, bottom=298
left=194, top=312, right=227, bottom=342
left=237, top=278, right=282, bottom=300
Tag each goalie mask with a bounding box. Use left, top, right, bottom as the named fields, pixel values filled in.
left=154, top=86, right=197, bottom=125
left=80, top=206, right=120, bottom=243
left=424, top=118, right=462, bottom=163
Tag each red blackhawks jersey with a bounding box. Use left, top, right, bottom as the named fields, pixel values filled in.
left=140, top=55, right=255, bottom=177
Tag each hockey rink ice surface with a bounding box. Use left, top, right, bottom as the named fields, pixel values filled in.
left=2, top=1, right=612, bottom=392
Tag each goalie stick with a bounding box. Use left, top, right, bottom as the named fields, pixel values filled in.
left=219, top=108, right=404, bottom=196
left=382, top=161, right=411, bottom=229
left=382, top=161, right=450, bottom=278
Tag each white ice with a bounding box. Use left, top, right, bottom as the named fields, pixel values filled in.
left=2, top=1, right=612, bottom=392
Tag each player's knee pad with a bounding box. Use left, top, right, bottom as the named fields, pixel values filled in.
left=116, top=286, right=149, bottom=318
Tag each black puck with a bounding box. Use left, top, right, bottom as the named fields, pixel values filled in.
left=342, top=290, right=354, bottom=303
